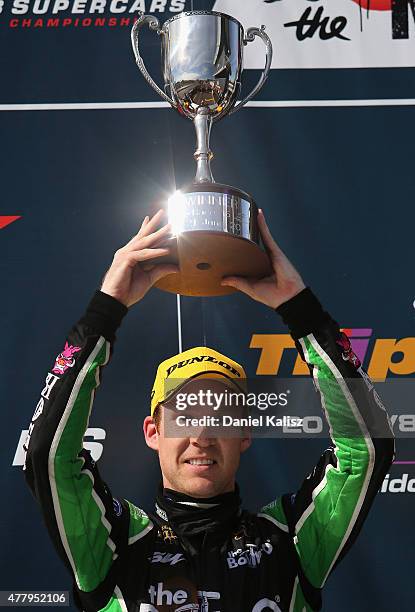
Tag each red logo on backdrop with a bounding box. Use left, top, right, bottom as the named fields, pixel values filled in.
left=351, top=1, right=392, bottom=9
left=0, top=216, right=21, bottom=230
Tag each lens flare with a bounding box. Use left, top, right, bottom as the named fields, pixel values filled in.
left=168, top=191, right=187, bottom=236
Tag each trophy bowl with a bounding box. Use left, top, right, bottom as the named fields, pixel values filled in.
left=161, top=11, right=243, bottom=121
left=131, top=11, right=273, bottom=297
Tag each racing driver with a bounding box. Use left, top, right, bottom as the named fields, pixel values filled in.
left=23, top=209, right=395, bottom=611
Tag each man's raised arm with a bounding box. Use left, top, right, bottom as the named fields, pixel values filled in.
left=261, top=287, right=395, bottom=604
left=23, top=290, right=131, bottom=597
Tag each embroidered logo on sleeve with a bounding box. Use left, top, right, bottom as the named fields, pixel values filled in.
left=52, top=342, right=81, bottom=375
left=336, top=332, right=361, bottom=369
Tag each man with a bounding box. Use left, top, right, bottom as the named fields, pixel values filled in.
left=23, top=209, right=394, bottom=612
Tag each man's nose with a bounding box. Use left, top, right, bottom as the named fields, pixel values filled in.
left=189, top=429, right=216, bottom=446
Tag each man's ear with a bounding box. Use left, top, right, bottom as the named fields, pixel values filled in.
left=240, top=432, right=252, bottom=454
left=143, top=416, right=159, bottom=452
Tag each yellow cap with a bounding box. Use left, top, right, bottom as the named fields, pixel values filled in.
left=150, top=346, right=247, bottom=416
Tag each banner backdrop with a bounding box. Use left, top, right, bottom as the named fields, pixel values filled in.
left=1, top=0, right=414, bottom=610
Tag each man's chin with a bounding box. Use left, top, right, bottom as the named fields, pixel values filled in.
left=180, top=476, right=226, bottom=499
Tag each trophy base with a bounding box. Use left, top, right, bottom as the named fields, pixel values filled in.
left=153, top=231, right=272, bottom=297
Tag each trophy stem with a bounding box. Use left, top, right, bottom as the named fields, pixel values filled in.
left=193, top=108, right=215, bottom=184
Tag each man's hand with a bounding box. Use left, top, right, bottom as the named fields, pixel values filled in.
left=221, top=209, right=305, bottom=309
left=101, top=209, right=179, bottom=308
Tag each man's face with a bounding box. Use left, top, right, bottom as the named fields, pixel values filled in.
left=143, top=379, right=251, bottom=498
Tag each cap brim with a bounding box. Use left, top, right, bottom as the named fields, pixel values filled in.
left=153, top=372, right=246, bottom=415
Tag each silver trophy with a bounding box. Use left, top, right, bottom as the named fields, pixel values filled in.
left=131, top=10, right=273, bottom=296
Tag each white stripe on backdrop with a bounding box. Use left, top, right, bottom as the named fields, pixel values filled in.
left=1, top=99, right=415, bottom=111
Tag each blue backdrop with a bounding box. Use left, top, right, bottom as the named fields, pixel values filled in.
left=1, top=0, right=414, bottom=610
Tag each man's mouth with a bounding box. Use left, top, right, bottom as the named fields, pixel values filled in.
left=185, top=459, right=216, bottom=466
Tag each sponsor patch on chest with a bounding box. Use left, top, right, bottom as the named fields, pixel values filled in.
left=149, top=551, right=185, bottom=566
left=227, top=541, right=273, bottom=569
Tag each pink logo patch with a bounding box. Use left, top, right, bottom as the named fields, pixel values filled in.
left=336, top=332, right=361, bottom=369
left=52, top=342, right=81, bottom=375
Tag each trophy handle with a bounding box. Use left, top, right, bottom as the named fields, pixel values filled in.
left=228, top=25, right=273, bottom=116
left=131, top=13, right=177, bottom=108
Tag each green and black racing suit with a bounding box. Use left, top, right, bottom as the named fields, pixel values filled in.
left=23, top=287, right=395, bottom=611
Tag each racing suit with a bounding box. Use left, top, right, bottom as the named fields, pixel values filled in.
left=23, top=287, right=395, bottom=611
